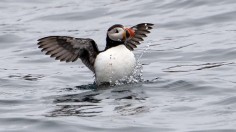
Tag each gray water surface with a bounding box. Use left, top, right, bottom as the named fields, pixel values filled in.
left=1, top=0, right=236, bottom=132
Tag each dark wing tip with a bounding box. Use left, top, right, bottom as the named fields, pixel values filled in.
left=125, top=44, right=134, bottom=51
left=38, top=36, right=57, bottom=42
left=125, top=23, right=154, bottom=51
left=37, top=36, right=80, bottom=63
left=137, top=23, right=154, bottom=27
left=146, top=23, right=154, bottom=26
left=37, top=36, right=99, bottom=72
left=135, top=23, right=154, bottom=32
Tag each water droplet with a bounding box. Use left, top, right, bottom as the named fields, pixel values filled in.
left=137, top=43, right=150, bottom=61
left=114, top=61, right=144, bottom=86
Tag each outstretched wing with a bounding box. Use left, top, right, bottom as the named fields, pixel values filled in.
left=37, top=36, right=99, bottom=72
left=125, top=23, right=154, bottom=50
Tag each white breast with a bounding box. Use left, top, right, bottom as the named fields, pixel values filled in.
left=94, top=45, right=136, bottom=85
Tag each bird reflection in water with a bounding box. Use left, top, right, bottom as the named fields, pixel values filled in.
left=48, top=83, right=148, bottom=117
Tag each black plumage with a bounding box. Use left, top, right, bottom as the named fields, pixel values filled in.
left=38, top=36, right=99, bottom=72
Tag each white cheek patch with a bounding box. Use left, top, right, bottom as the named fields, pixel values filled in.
left=108, top=28, right=125, bottom=41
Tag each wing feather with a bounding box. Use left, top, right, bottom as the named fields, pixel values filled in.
left=37, top=36, right=99, bottom=72
left=47, top=47, right=64, bottom=56
left=125, top=23, right=154, bottom=50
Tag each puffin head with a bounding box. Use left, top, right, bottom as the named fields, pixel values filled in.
left=106, top=24, right=135, bottom=48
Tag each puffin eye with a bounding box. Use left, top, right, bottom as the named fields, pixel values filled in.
left=115, top=29, right=119, bottom=33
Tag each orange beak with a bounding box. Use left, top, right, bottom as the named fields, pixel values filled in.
left=123, top=27, right=135, bottom=40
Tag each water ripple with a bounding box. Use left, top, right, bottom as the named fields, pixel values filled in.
left=1, top=0, right=236, bottom=131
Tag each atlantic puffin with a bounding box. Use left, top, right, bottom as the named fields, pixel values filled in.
left=37, top=23, right=154, bottom=85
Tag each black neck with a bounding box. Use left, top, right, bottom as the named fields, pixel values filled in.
left=105, top=35, right=124, bottom=50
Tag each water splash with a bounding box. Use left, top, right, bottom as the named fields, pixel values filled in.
left=114, top=62, right=144, bottom=86
left=113, top=44, right=150, bottom=86
left=137, top=42, right=150, bottom=61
